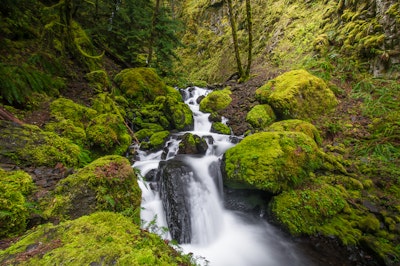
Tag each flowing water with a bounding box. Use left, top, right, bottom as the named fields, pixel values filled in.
left=133, top=87, right=316, bottom=266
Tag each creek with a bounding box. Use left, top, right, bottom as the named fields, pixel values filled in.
left=133, top=87, right=317, bottom=266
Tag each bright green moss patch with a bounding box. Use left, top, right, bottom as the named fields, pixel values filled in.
left=255, top=70, right=338, bottom=121
left=44, top=119, right=87, bottom=147
left=199, top=88, right=232, bottom=113
left=211, top=122, right=231, bottom=135
left=43, top=156, right=141, bottom=223
left=0, top=212, right=195, bottom=266
left=223, top=131, right=323, bottom=193
left=114, top=67, right=168, bottom=102
left=266, top=119, right=322, bottom=145
left=0, top=121, right=88, bottom=167
left=50, top=97, right=97, bottom=128
left=271, top=184, right=347, bottom=236
left=0, top=168, right=35, bottom=238
left=86, top=114, right=132, bottom=155
left=140, top=130, right=170, bottom=151
left=246, top=104, right=276, bottom=130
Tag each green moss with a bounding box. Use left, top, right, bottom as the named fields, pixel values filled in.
left=86, top=114, right=131, bottom=155
left=163, top=95, right=194, bottom=131
left=271, top=184, right=347, bottom=236
left=199, top=88, right=232, bottom=113
left=44, top=119, right=87, bottom=147
left=91, top=93, right=126, bottom=117
left=255, top=70, right=338, bottom=121
left=0, top=121, right=88, bottom=167
left=360, top=236, right=400, bottom=266
left=85, top=70, right=110, bottom=92
left=223, top=131, right=323, bottom=193
left=211, top=122, right=231, bottom=135
left=114, top=68, right=169, bottom=102
left=266, top=119, right=322, bottom=145
left=0, top=168, right=35, bottom=238
left=246, top=104, right=276, bottom=130
left=148, top=131, right=170, bottom=150
left=358, top=214, right=381, bottom=233
left=0, top=212, right=194, bottom=265
left=50, top=97, right=97, bottom=128
left=43, top=156, right=141, bottom=223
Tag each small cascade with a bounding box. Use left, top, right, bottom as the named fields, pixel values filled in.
left=133, top=87, right=314, bottom=266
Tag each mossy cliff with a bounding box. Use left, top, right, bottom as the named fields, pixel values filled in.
left=0, top=212, right=194, bottom=266
left=175, top=0, right=399, bottom=83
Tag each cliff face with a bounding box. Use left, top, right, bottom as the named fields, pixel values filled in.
left=174, top=0, right=400, bottom=83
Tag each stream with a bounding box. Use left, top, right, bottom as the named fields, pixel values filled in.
left=133, top=87, right=317, bottom=266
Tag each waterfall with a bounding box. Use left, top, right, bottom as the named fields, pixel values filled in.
left=133, top=87, right=314, bottom=266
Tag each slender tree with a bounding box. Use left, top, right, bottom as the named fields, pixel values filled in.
left=225, top=0, right=253, bottom=81
left=147, top=0, right=161, bottom=67
left=245, top=0, right=252, bottom=78
left=226, top=0, right=244, bottom=78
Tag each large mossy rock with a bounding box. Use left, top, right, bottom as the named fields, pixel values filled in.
left=199, top=88, right=232, bottom=113
left=266, top=119, right=322, bottom=145
left=0, top=168, right=35, bottom=238
left=246, top=104, right=276, bottom=130
left=222, top=131, right=323, bottom=193
left=270, top=184, right=348, bottom=236
left=255, top=70, right=338, bottom=121
left=0, top=212, right=194, bottom=265
left=43, top=155, right=141, bottom=223
left=0, top=121, right=88, bottom=168
left=86, top=113, right=132, bottom=155
left=114, top=67, right=169, bottom=102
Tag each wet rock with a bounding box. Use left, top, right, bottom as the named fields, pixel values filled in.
left=158, top=159, right=192, bottom=244
left=178, top=133, right=208, bottom=155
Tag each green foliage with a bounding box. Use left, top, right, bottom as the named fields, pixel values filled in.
left=255, top=70, right=338, bottom=121
left=43, top=156, right=142, bottom=223
left=0, top=63, right=64, bottom=105
left=0, top=212, right=195, bottom=265
left=223, top=131, right=323, bottom=193
left=199, top=88, right=232, bottom=113
left=140, top=131, right=170, bottom=151
left=271, top=184, right=347, bottom=235
left=0, top=168, right=35, bottom=238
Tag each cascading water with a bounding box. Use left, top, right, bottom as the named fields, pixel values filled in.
left=133, top=87, right=315, bottom=266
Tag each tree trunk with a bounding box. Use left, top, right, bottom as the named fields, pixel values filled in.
left=226, top=0, right=244, bottom=78
left=147, top=0, right=161, bottom=67
left=0, top=107, right=24, bottom=125
left=245, top=0, right=252, bottom=78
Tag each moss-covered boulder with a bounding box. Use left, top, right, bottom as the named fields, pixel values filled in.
left=266, top=119, right=322, bottom=145
left=246, top=104, right=276, bottom=130
left=270, top=184, right=347, bottom=236
left=85, top=70, right=111, bottom=92
left=211, top=122, right=231, bottom=135
left=0, top=121, right=88, bottom=167
left=49, top=97, right=97, bottom=128
left=0, top=212, right=194, bottom=265
left=255, top=70, right=338, bottom=121
left=199, top=88, right=232, bottom=113
left=43, top=156, right=141, bottom=223
left=178, top=133, right=208, bottom=154
left=0, top=168, right=35, bottom=238
left=114, top=67, right=169, bottom=102
left=222, top=131, right=323, bottom=193
left=86, top=114, right=132, bottom=155
left=140, top=130, right=170, bottom=151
